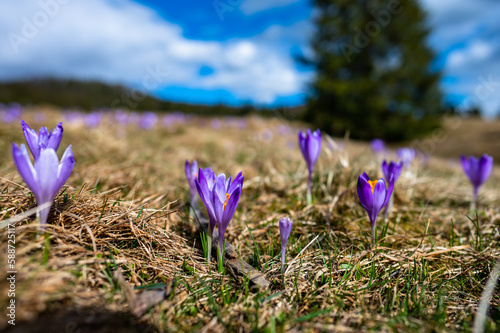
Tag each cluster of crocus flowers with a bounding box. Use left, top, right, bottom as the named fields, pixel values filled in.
left=298, top=129, right=321, bottom=205
left=196, top=169, right=243, bottom=264
left=461, top=154, right=493, bottom=211
left=279, top=217, right=293, bottom=272
left=12, top=121, right=75, bottom=229
left=381, top=160, right=403, bottom=218
left=357, top=173, right=394, bottom=245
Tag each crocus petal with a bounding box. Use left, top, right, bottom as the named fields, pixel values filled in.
left=391, top=162, right=403, bottom=182
left=225, top=176, right=232, bottom=191
left=228, top=171, right=244, bottom=194
left=222, top=185, right=241, bottom=228
left=479, top=155, right=493, bottom=185
left=357, top=173, right=373, bottom=211
left=298, top=131, right=310, bottom=167
left=47, top=122, right=63, bottom=151
left=460, top=155, right=470, bottom=179
left=191, top=160, right=198, bottom=177
left=34, top=148, right=59, bottom=203
left=195, top=170, right=216, bottom=220
left=381, top=160, right=389, bottom=180
left=185, top=160, right=191, bottom=180
left=55, top=145, right=75, bottom=193
left=371, top=179, right=387, bottom=224
left=383, top=175, right=395, bottom=208
left=38, top=127, right=49, bottom=148
left=12, top=143, right=38, bottom=196
left=298, top=131, right=306, bottom=152
left=21, top=120, right=40, bottom=159
left=212, top=178, right=226, bottom=228
left=306, top=131, right=321, bottom=171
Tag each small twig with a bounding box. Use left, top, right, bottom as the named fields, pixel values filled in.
left=0, top=202, right=52, bottom=229
left=285, top=234, right=320, bottom=276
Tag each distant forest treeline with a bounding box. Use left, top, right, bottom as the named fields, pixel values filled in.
left=0, top=78, right=299, bottom=118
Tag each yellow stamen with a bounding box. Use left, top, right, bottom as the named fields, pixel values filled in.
left=223, top=193, right=230, bottom=211
left=367, top=180, right=378, bottom=193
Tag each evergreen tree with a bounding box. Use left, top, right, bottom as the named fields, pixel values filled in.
left=304, top=0, right=444, bottom=141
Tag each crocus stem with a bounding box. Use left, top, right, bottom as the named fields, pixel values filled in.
left=206, top=234, right=212, bottom=264
left=218, top=238, right=224, bottom=264
left=372, top=225, right=377, bottom=247
left=281, top=247, right=286, bottom=273
left=306, top=171, right=312, bottom=205
left=217, top=241, right=225, bottom=274
left=36, top=209, right=41, bottom=239
left=470, top=188, right=478, bottom=212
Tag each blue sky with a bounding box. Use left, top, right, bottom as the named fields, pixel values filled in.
left=1, top=0, right=499, bottom=116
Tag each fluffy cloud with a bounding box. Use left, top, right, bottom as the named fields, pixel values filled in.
left=0, top=0, right=312, bottom=105
left=420, top=0, right=500, bottom=117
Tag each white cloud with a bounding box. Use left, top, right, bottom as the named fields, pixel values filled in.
left=0, top=0, right=312, bottom=105
left=420, top=0, right=500, bottom=117
left=239, top=0, right=300, bottom=15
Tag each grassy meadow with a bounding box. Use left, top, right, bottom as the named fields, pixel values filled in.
left=1, top=107, right=500, bottom=332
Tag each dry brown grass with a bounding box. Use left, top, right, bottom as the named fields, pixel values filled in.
left=0, top=108, right=499, bottom=332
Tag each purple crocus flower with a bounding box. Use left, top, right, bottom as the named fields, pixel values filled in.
left=279, top=217, right=293, bottom=268
left=12, top=144, right=75, bottom=228
left=357, top=173, right=394, bottom=245
left=371, top=139, right=386, bottom=154
left=397, top=148, right=415, bottom=168
left=196, top=170, right=243, bottom=262
left=461, top=154, right=493, bottom=210
left=381, top=160, right=403, bottom=184
left=21, top=120, right=63, bottom=160
left=298, top=129, right=321, bottom=205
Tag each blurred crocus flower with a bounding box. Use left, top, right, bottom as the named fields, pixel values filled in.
left=397, top=148, right=415, bottom=168
left=196, top=169, right=243, bottom=263
left=381, top=160, right=403, bottom=218
left=381, top=160, right=403, bottom=184
left=1, top=104, right=22, bottom=123
left=298, top=129, right=321, bottom=205
left=21, top=120, right=63, bottom=160
left=139, top=112, right=158, bottom=130
left=85, top=112, right=102, bottom=128
left=12, top=144, right=75, bottom=229
left=461, top=154, right=493, bottom=211
left=279, top=217, right=293, bottom=269
left=371, top=139, right=386, bottom=154
left=357, top=173, right=394, bottom=245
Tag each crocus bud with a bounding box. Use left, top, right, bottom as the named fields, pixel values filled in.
left=461, top=154, right=493, bottom=210
left=279, top=217, right=293, bottom=267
